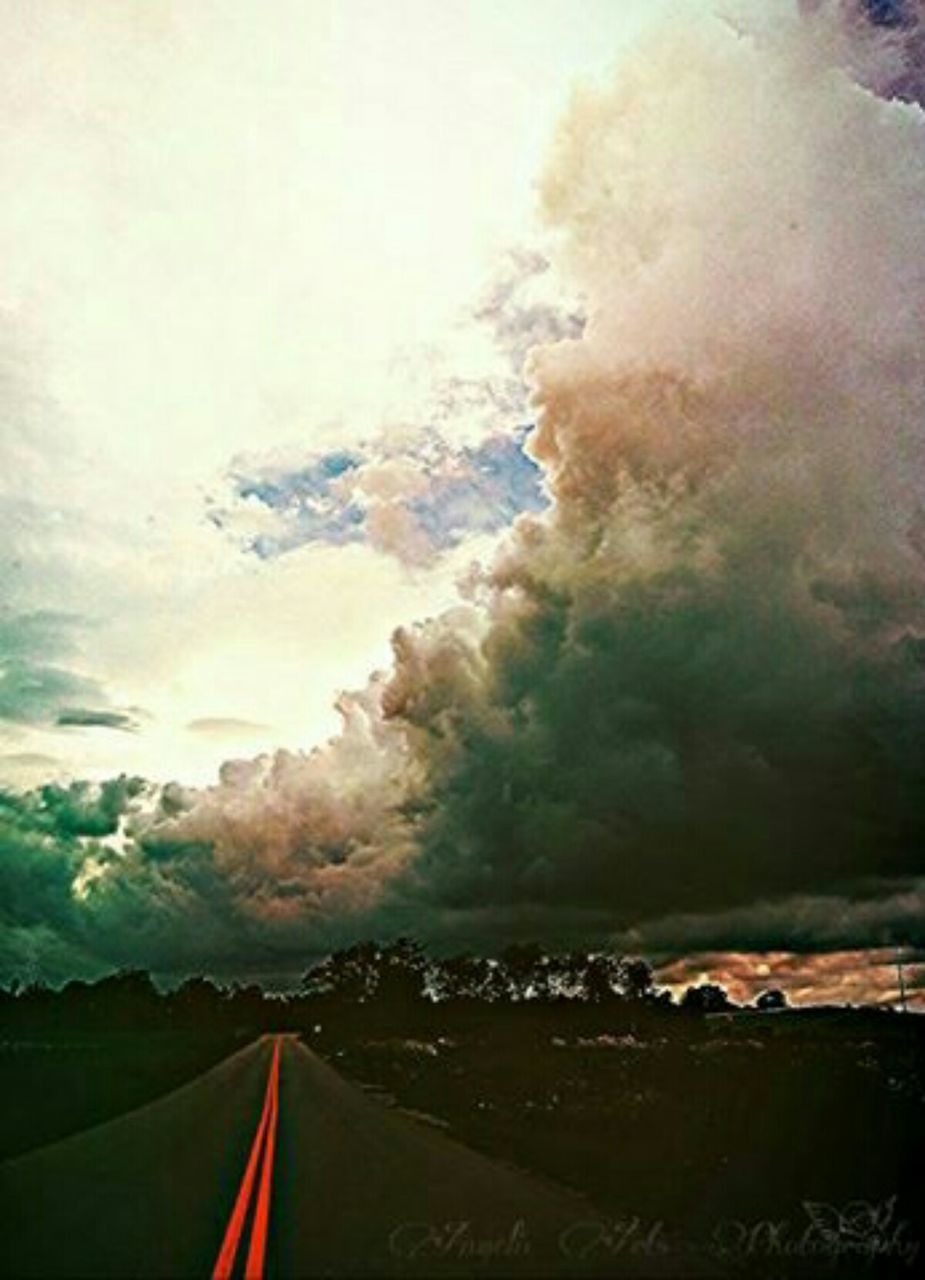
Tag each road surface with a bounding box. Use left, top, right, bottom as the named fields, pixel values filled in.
left=0, top=1035, right=689, bottom=1278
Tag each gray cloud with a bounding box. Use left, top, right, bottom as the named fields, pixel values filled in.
left=0, top=610, right=134, bottom=734
left=800, top=0, right=925, bottom=106
left=56, top=709, right=140, bottom=733
left=617, top=882, right=925, bottom=956
left=470, top=247, right=584, bottom=377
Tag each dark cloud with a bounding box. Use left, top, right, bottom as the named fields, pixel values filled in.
left=379, top=517, right=925, bottom=939
left=0, top=780, right=135, bottom=981
left=56, top=709, right=139, bottom=732
left=0, top=778, right=278, bottom=981
left=0, top=661, right=102, bottom=726
left=617, top=881, right=925, bottom=956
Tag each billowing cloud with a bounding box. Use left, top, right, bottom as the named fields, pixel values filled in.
left=2, top=3, right=924, bottom=989
left=367, top=1, right=925, bottom=943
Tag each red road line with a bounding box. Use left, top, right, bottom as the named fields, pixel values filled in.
left=244, top=1042, right=280, bottom=1279
left=212, top=1038, right=281, bottom=1280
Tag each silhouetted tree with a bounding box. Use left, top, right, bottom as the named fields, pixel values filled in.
left=681, top=983, right=735, bottom=1013
left=584, top=952, right=624, bottom=1003
left=756, top=988, right=788, bottom=1011
left=301, top=942, right=381, bottom=1003
left=543, top=950, right=591, bottom=1000
left=375, top=938, right=427, bottom=1009
left=169, top=976, right=224, bottom=1028
left=621, top=958, right=655, bottom=1000
left=499, top=943, right=546, bottom=1000
left=433, top=953, right=507, bottom=1002
left=89, top=969, right=161, bottom=1028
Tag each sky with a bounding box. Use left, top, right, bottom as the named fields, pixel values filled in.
left=1, top=0, right=924, bottom=1003
left=0, top=0, right=662, bottom=788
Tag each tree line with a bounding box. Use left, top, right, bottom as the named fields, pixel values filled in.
left=2, top=939, right=793, bottom=1033
left=0, top=939, right=792, bottom=1033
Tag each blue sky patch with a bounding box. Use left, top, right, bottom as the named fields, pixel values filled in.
left=219, top=428, right=547, bottom=565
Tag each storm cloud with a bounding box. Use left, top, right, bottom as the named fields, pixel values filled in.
left=2, top=2, right=924, bottom=985
left=371, top=1, right=925, bottom=944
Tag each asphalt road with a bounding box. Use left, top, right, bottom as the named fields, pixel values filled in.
left=0, top=1035, right=691, bottom=1278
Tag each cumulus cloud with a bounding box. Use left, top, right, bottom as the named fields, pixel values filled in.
left=372, top=2, right=925, bottom=942
left=2, top=2, right=925, bottom=985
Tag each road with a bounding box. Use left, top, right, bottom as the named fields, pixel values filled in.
left=0, top=1035, right=689, bottom=1278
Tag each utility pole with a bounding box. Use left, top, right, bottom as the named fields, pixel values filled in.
left=896, top=950, right=908, bottom=1013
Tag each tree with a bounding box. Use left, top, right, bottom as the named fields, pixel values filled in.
left=583, top=952, right=624, bottom=1003
left=89, top=969, right=161, bottom=1028
left=681, top=983, right=734, bottom=1014
left=499, top=943, right=545, bottom=1000
left=755, top=988, right=787, bottom=1011
left=301, top=942, right=381, bottom=1003
left=620, top=958, right=655, bottom=1000
left=435, top=954, right=504, bottom=1002
left=169, top=976, right=224, bottom=1028
left=374, top=938, right=427, bottom=1009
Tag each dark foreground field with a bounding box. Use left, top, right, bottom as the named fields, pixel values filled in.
left=313, top=1005, right=924, bottom=1276
left=0, top=1029, right=246, bottom=1160
left=0, top=989, right=921, bottom=1276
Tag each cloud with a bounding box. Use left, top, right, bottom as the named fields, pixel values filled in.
left=2, top=4, right=925, bottom=984
left=0, top=614, right=146, bottom=738
left=215, top=428, right=547, bottom=567
left=799, top=0, right=925, bottom=106
left=56, top=709, right=140, bottom=732
left=654, top=946, right=925, bottom=1007
left=617, top=882, right=925, bottom=955
left=0, top=611, right=123, bottom=729
left=359, top=4, right=925, bottom=947
left=0, top=753, right=60, bottom=770
left=187, top=718, right=274, bottom=738
left=470, top=246, right=584, bottom=377
left=207, top=248, right=581, bottom=570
